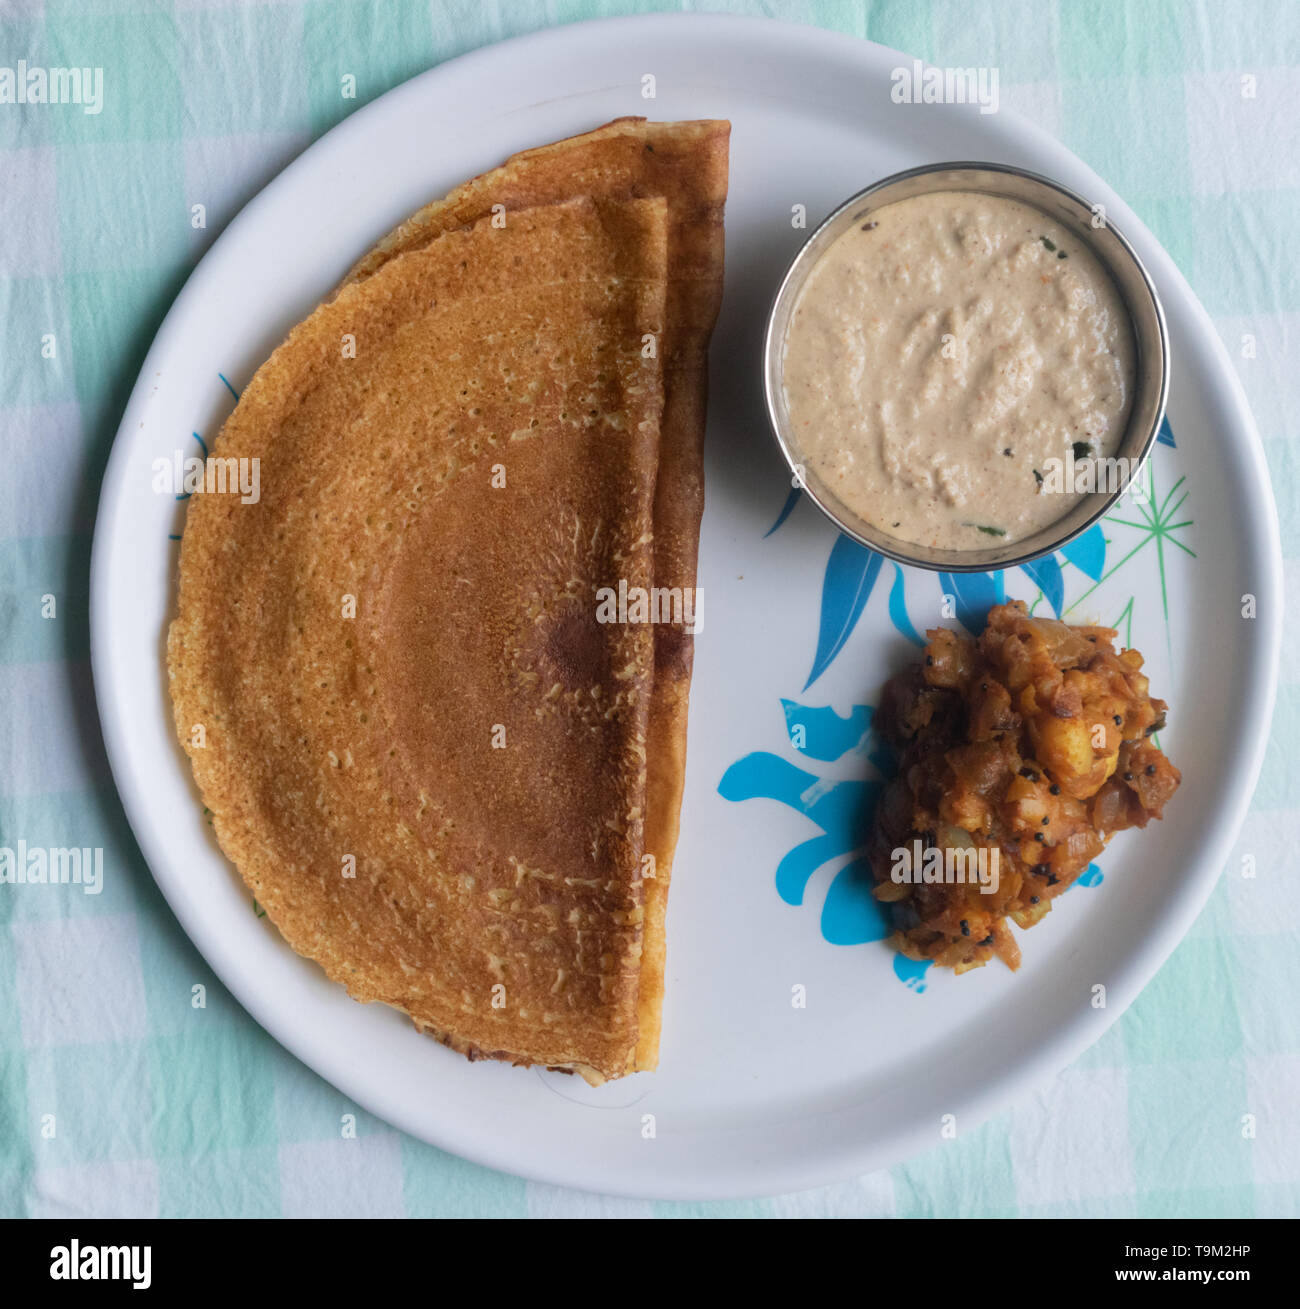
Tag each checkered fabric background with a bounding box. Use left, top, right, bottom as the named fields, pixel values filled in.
left=1, top=0, right=1296, bottom=1218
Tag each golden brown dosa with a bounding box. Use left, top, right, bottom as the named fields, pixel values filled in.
left=345, top=118, right=730, bottom=1068
left=169, top=197, right=668, bottom=1082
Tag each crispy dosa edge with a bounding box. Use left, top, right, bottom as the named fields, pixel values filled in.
left=342, top=118, right=730, bottom=1070
left=168, top=197, right=669, bottom=1082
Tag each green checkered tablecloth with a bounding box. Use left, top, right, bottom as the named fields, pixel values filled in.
left=1, top=0, right=1296, bottom=1218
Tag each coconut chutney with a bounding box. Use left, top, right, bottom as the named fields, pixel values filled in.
left=781, top=190, right=1135, bottom=549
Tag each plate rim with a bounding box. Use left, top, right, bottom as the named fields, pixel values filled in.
left=89, top=10, right=1284, bottom=1201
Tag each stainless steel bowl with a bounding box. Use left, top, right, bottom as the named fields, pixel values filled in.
left=763, top=162, right=1170, bottom=573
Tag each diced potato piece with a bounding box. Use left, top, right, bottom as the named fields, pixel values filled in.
left=1034, top=714, right=1093, bottom=783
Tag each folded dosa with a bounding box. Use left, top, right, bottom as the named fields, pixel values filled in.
left=345, top=118, right=730, bottom=1068
left=169, top=197, right=668, bottom=1082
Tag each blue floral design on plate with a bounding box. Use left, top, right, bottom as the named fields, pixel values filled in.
left=722, top=429, right=1169, bottom=983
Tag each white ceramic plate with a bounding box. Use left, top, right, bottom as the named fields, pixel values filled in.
left=91, top=14, right=1281, bottom=1199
